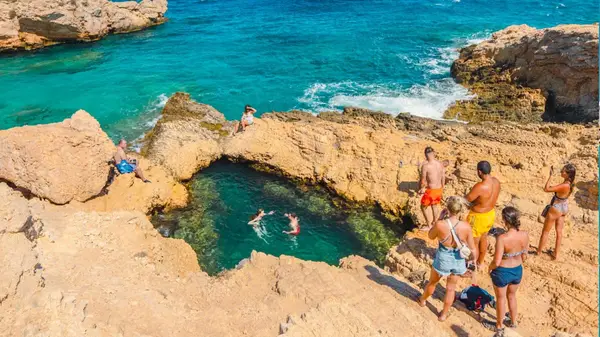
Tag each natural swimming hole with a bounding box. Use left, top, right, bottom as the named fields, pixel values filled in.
left=153, top=161, right=410, bottom=275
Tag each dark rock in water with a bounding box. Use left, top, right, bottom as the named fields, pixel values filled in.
left=157, top=225, right=173, bottom=238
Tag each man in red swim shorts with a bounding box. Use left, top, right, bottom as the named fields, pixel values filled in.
left=419, top=147, right=445, bottom=230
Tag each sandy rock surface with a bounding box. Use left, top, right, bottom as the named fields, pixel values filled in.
left=448, top=24, right=598, bottom=124
left=1, top=186, right=519, bottom=337
left=0, top=110, right=114, bottom=204
left=0, top=0, right=167, bottom=52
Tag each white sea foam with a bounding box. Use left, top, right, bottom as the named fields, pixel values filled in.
left=297, top=79, right=474, bottom=120
left=460, top=31, right=492, bottom=45
left=417, top=46, right=459, bottom=75
left=131, top=93, right=169, bottom=152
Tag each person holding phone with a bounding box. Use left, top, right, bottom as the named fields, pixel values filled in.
left=535, top=163, right=576, bottom=260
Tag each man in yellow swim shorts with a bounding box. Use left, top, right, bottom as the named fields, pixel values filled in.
left=466, top=161, right=501, bottom=269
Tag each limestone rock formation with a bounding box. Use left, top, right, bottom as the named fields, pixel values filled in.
left=0, top=0, right=168, bottom=52
left=0, top=110, right=115, bottom=204
left=143, top=92, right=233, bottom=180
left=0, top=100, right=596, bottom=336
left=448, top=24, right=599, bottom=123
left=1, top=186, right=509, bottom=337
left=224, top=110, right=599, bottom=224
left=76, top=156, right=189, bottom=213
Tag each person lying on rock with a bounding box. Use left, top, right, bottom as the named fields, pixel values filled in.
left=282, top=213, right=300, bottom=235
left=114, top=139, right=151, bottom=183
left=418, top=196, right=476, bottom=322
left=418, top=146, right=445, bottom=231
left=233, top=105, right=257, bottom=135
left=465, top=161, right=500, bottom=274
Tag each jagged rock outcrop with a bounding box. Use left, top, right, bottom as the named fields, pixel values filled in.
left=448, top=24, right=599, bottom=123
left=142, top=92, right=233, bottom=180
left=0, top=110, right=114, bottom=204
left=0, top=0, right=168, bottom=52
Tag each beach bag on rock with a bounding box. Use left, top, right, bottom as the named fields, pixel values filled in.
left=447, top=219, right=471, bottom=259
left=459, top=285, right=495, bottom=312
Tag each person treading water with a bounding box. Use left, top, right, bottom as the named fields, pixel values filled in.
left=248, top=209, right=275, bottom=226
left=283, top=213, right=300, bottom=235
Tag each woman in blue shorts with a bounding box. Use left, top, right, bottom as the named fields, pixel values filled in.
left=418, top=196, right=476, bottom=321
left=489, top=206, right=529, bottom=337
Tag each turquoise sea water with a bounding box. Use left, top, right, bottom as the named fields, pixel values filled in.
left=0, top=0, right=595, bottom=141
left=153, top=161, right=402, bottom=275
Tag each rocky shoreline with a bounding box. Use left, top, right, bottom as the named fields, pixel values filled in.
left=0, top=91, right=597, bottom=336
left=447, top=24, right=598, bottom=124
left=0, top=23, right=598, bottom=337
left=0, top=0, right=167, bottom=53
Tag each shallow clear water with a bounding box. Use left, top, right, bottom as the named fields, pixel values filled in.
left=153, top=161, right=403, bottom=275
left=0, top=0, right=595, bottom=140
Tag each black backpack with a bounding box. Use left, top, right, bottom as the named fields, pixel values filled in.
left=458, top=285, right=495, bottom=311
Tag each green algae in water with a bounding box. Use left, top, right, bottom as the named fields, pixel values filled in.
left=154, top=161, right=405, bottom=275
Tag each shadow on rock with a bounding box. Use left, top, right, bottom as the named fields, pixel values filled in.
left=364, top=265, right=420, bottom=301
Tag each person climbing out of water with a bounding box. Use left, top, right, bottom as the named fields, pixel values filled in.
left=465, top=161, right=500, bottom=272
left=536, top=163, right=576, bottom=260
left=248, top=209, right=275, bottom=226
left=418, top=196, right=476, bottom=322
left=282, top=213, right=300, bottom=235
left=233, top=105, right=257, bottom=134
left=419, top=146, right=445, bottom=230
left=488, top=206, right=529, bottom=337
left=113, top=139, right=151, bottom=183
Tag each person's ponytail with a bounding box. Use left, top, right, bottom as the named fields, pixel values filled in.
left=502, top=206, right=521, bottom=231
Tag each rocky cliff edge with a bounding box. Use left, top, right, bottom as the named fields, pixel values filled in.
left=0, top=0, right=167, bottom=52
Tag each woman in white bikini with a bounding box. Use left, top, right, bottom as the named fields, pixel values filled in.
left=536, top=163, right=576, bottom=260
left=233, top=105, right=257, bottom=134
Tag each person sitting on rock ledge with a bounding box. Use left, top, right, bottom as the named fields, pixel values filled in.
left=114, top=139, right=151, bottom=183
left=233, top=105, right=257, bottom=134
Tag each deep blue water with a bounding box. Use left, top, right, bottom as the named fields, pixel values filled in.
left=0, top=0, right=595, bottom=141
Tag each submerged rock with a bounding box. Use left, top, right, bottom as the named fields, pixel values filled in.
left=0, top=0, right=168, bottom=53
left=449, top=24, right=598, bottom=123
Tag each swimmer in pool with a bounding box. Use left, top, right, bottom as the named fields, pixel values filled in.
left=248, top=209, right=275, bottom=226
left=283, top=213, right=300, bottom=235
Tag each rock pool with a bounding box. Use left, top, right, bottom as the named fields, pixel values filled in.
left=153, top=160, right=408, bottom=275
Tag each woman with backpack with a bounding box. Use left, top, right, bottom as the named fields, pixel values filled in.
left=418, top=196, right=476, bottom=321
left=489, top=206, right=529, bottom=337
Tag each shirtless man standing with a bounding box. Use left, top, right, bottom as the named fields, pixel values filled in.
left=419, top=147, right=445, bottom=230
left=465, top=161, right=500, bottom=269
left=114, top=139, right=151, bottom=183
